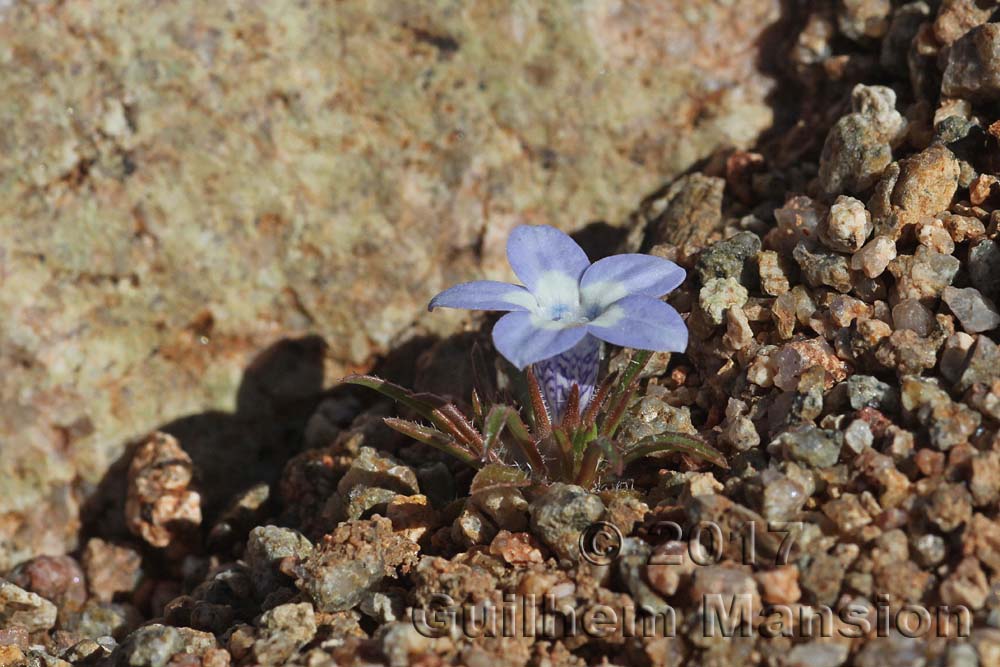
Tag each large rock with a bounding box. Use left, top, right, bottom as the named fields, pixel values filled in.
left=0, top=0, right=782, bottom=567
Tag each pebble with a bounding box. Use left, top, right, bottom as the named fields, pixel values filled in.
left=821, top=195, right=873, bottom=252
left=81, top=539, right=143, bottom=603
left=946, top=643, right=980, bottom=667
left=528, top=483, right=605, bottom=562
left=888, top=246, right=960, bottom=300
left=377, top=621, right=438, bottom=667
left=851, top=235, right=897, bottom=278
left=956, top=334, right=1000, bottom=392
left=620, top=389, right=698, bottom=442
left=125, top=432, right=202, bottom=550
left=785, top=641, right=849, bottom=667
left=837, top=0, right=891, bottom=42
left=618, top=538, right=670, bottom=614
left=760, top=470, right=807, bottom=521
left=110, top=624, right=216, bottom=667
left=965, top=514, right=1000, bottom=574
left=774, top=425, right=842, bottom=468
left=294, top=517, right=417, bottom=612
left=698, top=277, right=749, bottom=326
left=252, top=602, right=316, bottom=665
left=386, top=494, right=437, bottom=543
left=942, top=285, right=1000, bottom=333
left=823, top=494, right=873, bottom=534
left=935, top=0, right=996, bottom=45
left=0, top=580, right=57, bottom=632
left=857, top=449, right=911, bottom=508
left=819, top=85, right=905, bottom=196
left=645, top=540, right=696, bottom=599
left=940, top=557, right=989, bottom=609
left=892, top=298, right=935, bottom=336
left=967, top=379, right=1000, bottom=421
left=245, top=526, right=314, bottom=598
left=844, top=418, right=874, bottom=453
left=488, top=530, right=544, bottom=565
left=688, top=566, right=759, bottom=607
left=916, top=220, right=956, bottom=254
left=799, top=552, right=846, bottom=606
left=336, top=446, right=420, bottom=497
left=886, top=8, right=930, bottom=71
left=451, top=506, right=496, bottom=547
left=757, top=250, right=791, bottom=295
left=62, top=638, right=113, bottom=664
left=969, top=239, right=1000, bottom=302
left=719, top=398, right=760, bottom=451
left=7, top=555, right=86, bottom=619
left=926, top=482, right=973, bottom=532
left=846, top=374, right=898, bottom=412
left=971, top=451, right=1000, bottom=507
left=875, top=329, right=941, bottom=375
left=65, top=600, right=140, bottom=641
left=746, top=345, right=778, bottom=387
left=970, top=173, right=998, bottom=205
left=754, top=565, right=801, bottom=605
left=943, top=23, right=1000, bottom=101
left=891, top=144, right=961, bottom=216
left=770, top=196, right=826, bottom=253
left=773, top=338, right=848, bottom=391
left=793, top=243, right=853, bottom=293
left=695, top=231, right=761, bottom=285
left=471, top=485, right=529, bottom=533
left=829, top=294, right=870, bottom=327
left=941, top=212, right=986, bottom=242
left=722, top=306, right=754, bottom=351
left=901, top=376, right=981, bottom=450
left=940, top=332, right=975, bottom=384
left=911, top=533, right=946, bottom=567
left=854, top=632, right=927, bottom=667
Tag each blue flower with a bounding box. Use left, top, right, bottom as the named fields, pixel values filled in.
left=429, top=224, right=688, bottom=420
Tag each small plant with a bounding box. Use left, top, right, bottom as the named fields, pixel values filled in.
left=343, top=224, right=725, bottom=487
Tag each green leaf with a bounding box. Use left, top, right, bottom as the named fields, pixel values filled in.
left=480, top=405, right=509, bottom=462
left=574, top=436, right=620, bottom=488
left=600, top=350, right=653, bottom=438
left=469, top=463, right=531, bottom=494
left=614, top=350, right=653, bottom=398
left=498, top=406, right=533, bottom=445
left=489, top=404, right=548, bottom=478
left=342, top=375, right=442, bottom=422
left=621, top=432, right=728, bottom=469
left=552, top=428, right=575, bottom=481
left=342, top=374, right=480, bottom=451
left=382, top=418, right=479, bottom=467
left=571, top=422, right=598, bottom=457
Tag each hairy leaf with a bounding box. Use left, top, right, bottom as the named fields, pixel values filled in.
left=470, top=463, right=531, bottom=494
left=383, top=418, right=479, bottom=467
left=622, top=432, right=728, bottom=469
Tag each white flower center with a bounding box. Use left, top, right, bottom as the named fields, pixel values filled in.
left=523, top=270, right=631, bottom=330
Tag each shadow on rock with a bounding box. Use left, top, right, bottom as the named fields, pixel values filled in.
left=80, top=335, right=331, bottom=546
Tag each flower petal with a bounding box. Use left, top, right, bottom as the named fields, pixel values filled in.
left=586, top=295, right=688, bottom=352
left=492, top=311, right=588, bottom=370
left=579, top=254, right=686, bottom=314
left=506, top=225, right=590, bottom=293
left=428, top=281, right=537, bottom=312
left=533, top=335, right=601, bottom=423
